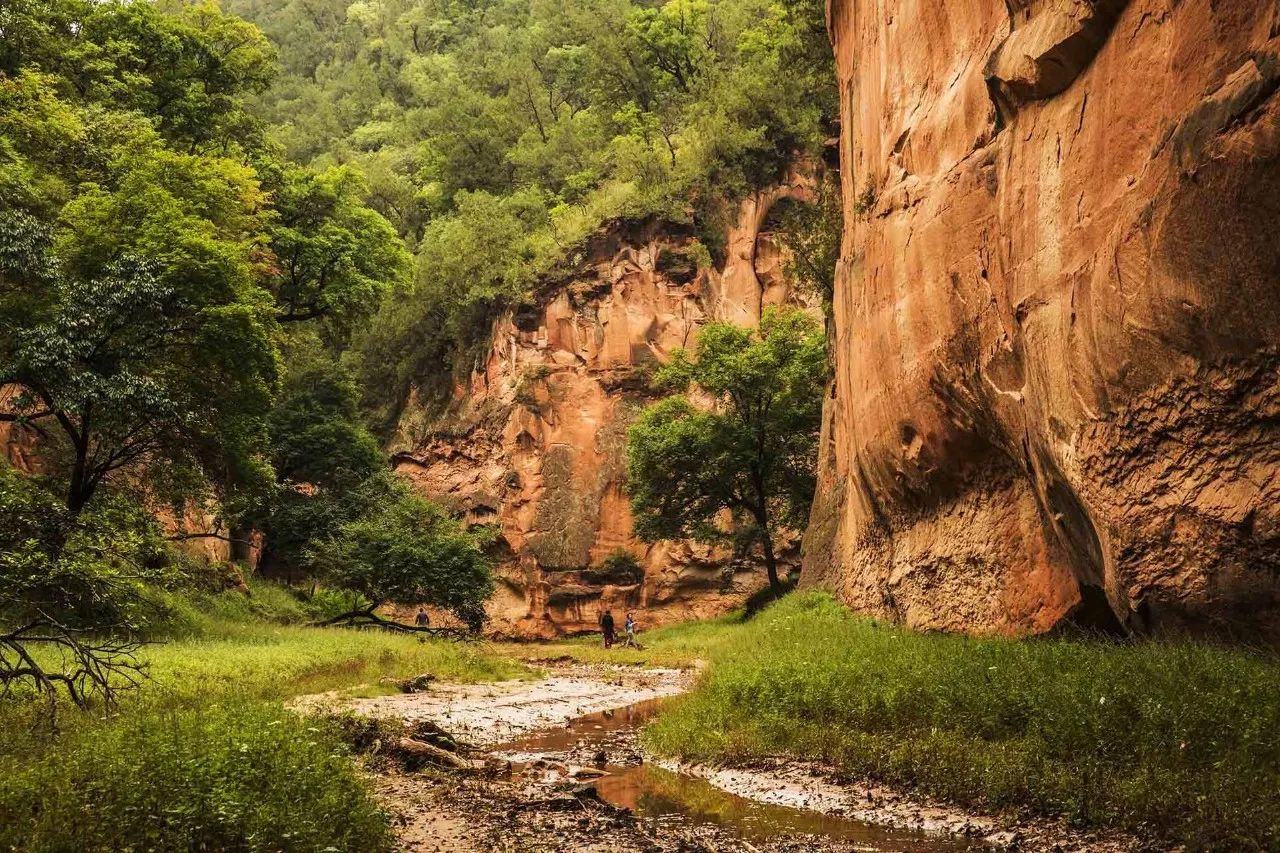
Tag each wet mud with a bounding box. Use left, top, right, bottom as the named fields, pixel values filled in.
left=307, top=663, right=1144, bottom=852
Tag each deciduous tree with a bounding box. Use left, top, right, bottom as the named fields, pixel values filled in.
left=626, top=307, right=825, bottom=595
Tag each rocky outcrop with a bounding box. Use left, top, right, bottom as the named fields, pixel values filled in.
left=805, top=0, right=1280, bottom=638
left=396, top=184, right=819, bottom=638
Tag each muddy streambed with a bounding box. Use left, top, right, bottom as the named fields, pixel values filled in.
left=492, top=698, right=980, bottom=851
left=310, top=664, right=1138, bottom=852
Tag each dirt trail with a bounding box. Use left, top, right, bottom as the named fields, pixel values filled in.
left=302, top=663, right=1142, bottom=853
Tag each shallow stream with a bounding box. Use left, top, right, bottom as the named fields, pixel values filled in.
left=495, top=699, right=984, bottom=851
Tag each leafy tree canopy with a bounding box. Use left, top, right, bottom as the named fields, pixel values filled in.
left=307, top=474, right=495, bottom=631
left=255, top=356, right=385, bottom=577
left=626, top=307, right=826, bottom=593
left=221, top=0, right=836, bottom=429
left=0, top=0, right=409, bottom=703
left=0, top=0, right=405, bottom=523
left=269, top=164, right=413, bottom=331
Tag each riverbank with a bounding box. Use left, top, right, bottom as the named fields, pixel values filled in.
left=316, top=661, right=1138, bottom=852
left=0, top=600, right=526, bottom=851
left=642, top=593, right=1280, bottom=850
left=4, top=590, right=1279, bottom=850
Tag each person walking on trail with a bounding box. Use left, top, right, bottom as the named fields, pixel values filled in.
left=600, top=610, right=616, bottom=649
left=623, top=612, right=638, bottom=648
left=414, top=608, right=430, bottom=628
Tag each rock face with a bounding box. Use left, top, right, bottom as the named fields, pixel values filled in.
left=805, top=0, right=1280, bottom=638
left=396, top=184, right=818, bottom=638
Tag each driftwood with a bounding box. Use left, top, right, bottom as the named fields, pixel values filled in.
left=0, top=617, right=147, bottom=710
left=394, top=736, right=476, bottom=770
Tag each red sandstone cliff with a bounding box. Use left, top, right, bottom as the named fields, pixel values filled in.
left=804, top=0, right=1280, bottom=638
left=395, top=182, right=821, bottom=638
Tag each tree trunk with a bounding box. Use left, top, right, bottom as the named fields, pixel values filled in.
left=229, top=524, right=254, bottom=563
left=66, top=454, right=90, bottom=515
left=760, top=529, right=782, bottom=596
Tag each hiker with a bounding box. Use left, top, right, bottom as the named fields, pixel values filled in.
left=600, top=610, right=616, bottom=649
left=623, top=612, right=638, bottom=648
left=414, top=608, right=430, bottom=628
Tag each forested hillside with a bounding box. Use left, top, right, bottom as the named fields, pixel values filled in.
left=0, top=0, right=834, bottom=691
left=225, top=0, right=835, bottom=429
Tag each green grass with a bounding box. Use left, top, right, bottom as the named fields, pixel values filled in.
left=0, top=581, right=527, bottom=852
left=644, top=592, right=1280, bottom=850
left=0, top=701, right=393, bottom=852
left=139, top=619, right=526, bottom=700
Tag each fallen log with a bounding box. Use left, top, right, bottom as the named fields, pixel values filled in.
left=395, top=737, right=475, bottom=770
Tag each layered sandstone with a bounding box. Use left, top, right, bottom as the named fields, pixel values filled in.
left=396, top=185, right=818, bottom=638
left=805, top=0, right=1280, bottom=638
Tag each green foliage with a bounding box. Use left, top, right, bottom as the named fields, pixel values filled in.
left=0, top=0, right=403, bottom=519
left=592, top=548, right=645, bottom=585
left=0, top=702, right=393, bottom=852
left=148, top=578, right=318, bottom=637
left=0, top=0, right=406, bottom=712
left=0, top=89, right=283, bottom=514
left=645, top=593, right=1280, bottom=849
left=307, top=476, right=495, bottom=626
left=777, top=176, right=842, bottom=307
left=254, top=354, right=382, bottom=576
left=626, top=307, right=825, bottom=589
left=0, top=0, right=276, bottom=152
left=3, top=251, right=280, bottom=514
left=269, top=164, right=412, bottom=332
left=221, top=0, right=835, bottom=429
left=268, top=361, right=383, bottom=491
left=0, top=462, right=168, bottom=630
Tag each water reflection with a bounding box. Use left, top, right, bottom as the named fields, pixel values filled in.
left=497, top=700, right=983, bottom=851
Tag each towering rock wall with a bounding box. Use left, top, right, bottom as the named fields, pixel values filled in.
left=805, top=0, right=1280, bottom=638
left=396, top=181, right=819, bottom=638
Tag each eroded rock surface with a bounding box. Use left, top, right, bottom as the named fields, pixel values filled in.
left=395, top=183, right=819, bottom=638
left=805, top=0, right=1280, bottom=638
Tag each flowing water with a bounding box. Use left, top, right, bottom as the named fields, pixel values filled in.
left=495, top=699, right=985, bottom=851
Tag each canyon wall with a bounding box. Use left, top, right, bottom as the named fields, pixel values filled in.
left=395, top=183, right=819, bottom=638
left=805, top=0, right=1280, bottom=638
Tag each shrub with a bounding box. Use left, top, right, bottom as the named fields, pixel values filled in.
left=585, top=549, right=645, bottom=585
left=0, top=702, right=393, bottom=852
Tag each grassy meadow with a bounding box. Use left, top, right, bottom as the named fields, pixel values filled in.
left=6, top=582, right=1280, bottom=851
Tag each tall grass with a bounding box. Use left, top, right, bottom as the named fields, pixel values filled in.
left=0, top=701, right=393, bottom=852
left=140, top=619, right=526, bottom=700
left=644, top=593, right=1280, bottom=849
